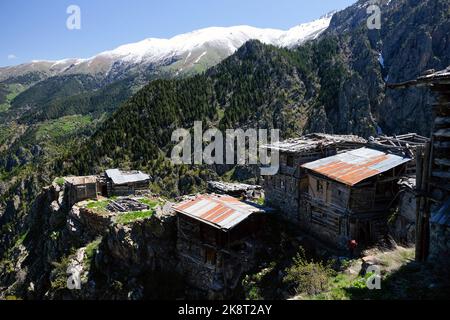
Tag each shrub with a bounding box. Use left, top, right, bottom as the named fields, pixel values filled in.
left=283, top=247, right=335, bottom=296
left=54, top=177, right=65, bottom=186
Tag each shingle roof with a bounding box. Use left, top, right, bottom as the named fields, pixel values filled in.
left=301, top=148, right=411, bottom=186
left=262, top=133, right=366, bottom=154
left=173, top=194, right=264, bottom=230
left=105, top=169, right=150, bottom=185
left=387, top=66, right=450, bottom=88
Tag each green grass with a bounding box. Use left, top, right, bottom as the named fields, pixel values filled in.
left=35, top=115, right=92, bottom=142
left=85, top=238, right=102, bottom=263
left=115, top=210, right=154, bottom=224
left=15, top=231, right=29, bottom=247
left=138, top=198, right=159, bottom=208
left=85, top=199, right=111, bottom=215
left=54, top=177, right=66, bottom=186
left=0, top=83, right=24, bottom=113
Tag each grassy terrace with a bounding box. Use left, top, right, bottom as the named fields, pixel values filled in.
left=83, top=197, right=161, bottom=223
left=115, top=197, right=160, bottom=224
left=115, top=210, right=154, bottom=224
left=85, top=199, right=111, bottom=216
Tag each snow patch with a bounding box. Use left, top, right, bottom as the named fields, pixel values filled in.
left=194, top=51, right=207, bottom=64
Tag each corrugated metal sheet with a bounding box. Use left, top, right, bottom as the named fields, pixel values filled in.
left=301, top=148, right=411, bottom=186
left=173, top=194, right=263, bottom=230
left=105, top=169, right=150, bottom=185
left=430, top=199, right=450, bottom=226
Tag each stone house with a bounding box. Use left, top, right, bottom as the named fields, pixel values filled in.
left=300, top=147, right=412, bottom=249
left=65, top=175, right=98, bottom=206
left=262, top=133, right=367, bottom=222
left=173, top=194, right=266, bottom=298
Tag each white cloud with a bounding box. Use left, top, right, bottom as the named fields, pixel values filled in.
left=7, top=54, right=17, bottom=60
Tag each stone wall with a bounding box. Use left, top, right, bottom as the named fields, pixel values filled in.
left=429, top=223, right=450, bottom=267
left=390, top=189, right=416, bottom=245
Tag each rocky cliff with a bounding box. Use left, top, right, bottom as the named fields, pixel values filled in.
left=0, top=183, right=184, bottom=300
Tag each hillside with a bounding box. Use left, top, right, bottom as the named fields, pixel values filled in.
left=58, top=0, right=450, bottom=196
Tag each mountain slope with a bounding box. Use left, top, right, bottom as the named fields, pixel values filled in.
left=62, top=0, right=450, bottom=193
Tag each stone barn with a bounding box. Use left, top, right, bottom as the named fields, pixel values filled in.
left=65, top=175, right=98, bottom=206
left=300, top=147, right=412, bottom=249
left=173, top=194, right=266, bottom=298
left=262, top=133, right=367, bottom=222
left=104, top=169, right=150, bottom=197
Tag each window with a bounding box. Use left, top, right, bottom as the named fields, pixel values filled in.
left=316, top=180, right=324, bottom=193
left=204, top=247, right=216, bottom=266
left=286, top=155, right=294, bottom=167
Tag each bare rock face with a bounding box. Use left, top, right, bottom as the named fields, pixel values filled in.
left=321, top=0, right=450, bottom=137
left=101, top=212, right=178, bottom=274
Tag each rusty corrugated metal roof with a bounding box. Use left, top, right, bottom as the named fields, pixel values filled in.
left=173, top=194, right=263, bottom=230
left=301, top=148, right=411, bottom=186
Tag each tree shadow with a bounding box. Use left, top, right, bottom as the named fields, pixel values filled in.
left=344, top=260, right=450, bottom=300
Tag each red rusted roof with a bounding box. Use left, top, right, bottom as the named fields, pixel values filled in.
left=301, top=148, right=411, bottom=186
left=173, top=194, right=263, bottom=230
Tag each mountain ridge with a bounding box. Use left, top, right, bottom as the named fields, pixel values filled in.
left=0, top=13, right=333, bottom=82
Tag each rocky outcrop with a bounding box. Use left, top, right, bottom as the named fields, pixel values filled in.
left=99, top=210, right=178, bottom=275
left=321, top=0, right=450, bottom=137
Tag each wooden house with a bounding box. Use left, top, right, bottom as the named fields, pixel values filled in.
left=104, top=169, right=150, bottom=197
left=300, top=147, right=412, bottom=248
left=65, top=175, right=98, bottom=206
left=388, top=66, right=450, bottom=264
left=173, top=194, right=266, bottom=297
left=262, top=133, right=367, bottom=222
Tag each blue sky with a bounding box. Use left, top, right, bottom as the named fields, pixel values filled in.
left=0, top=0, right=356, bottom=67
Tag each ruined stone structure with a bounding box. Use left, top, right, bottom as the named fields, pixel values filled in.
left=65, top=175, right=98, bottom=206
left=300, top=147, right=412, bottom=248
left=262, top=133, right=367, bottom=222
left=390, top=177, right=416, bottom=245
left=388, top=66, right=450, bottom=265
left=173, top=194, right=266, bottom=298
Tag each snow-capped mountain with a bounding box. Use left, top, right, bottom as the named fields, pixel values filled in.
left=0, top=13, right=333, bottom=81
